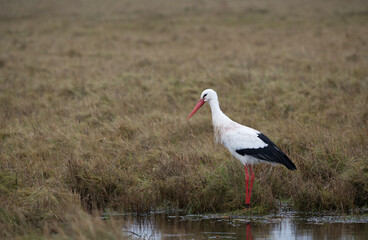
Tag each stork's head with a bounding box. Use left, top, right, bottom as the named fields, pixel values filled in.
left=187, top=89, right=217, bottom=120
left=200, top=89, right=217, bottom=103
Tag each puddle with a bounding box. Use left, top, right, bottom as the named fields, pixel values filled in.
left=111, top=209, right=368, bottom=239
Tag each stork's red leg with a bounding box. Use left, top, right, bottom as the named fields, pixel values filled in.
left=244, top=165, right=250, bottom=208
left=249, top=165, right=255, bottom=205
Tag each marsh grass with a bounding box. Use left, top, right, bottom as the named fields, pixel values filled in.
left=1, top=0, right=368, bottom=238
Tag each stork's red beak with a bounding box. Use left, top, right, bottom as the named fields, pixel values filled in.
left=187, top=99, right=205, bottom=120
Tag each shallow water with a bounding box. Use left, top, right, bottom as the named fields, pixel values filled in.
left=117, top=209, right=368, bottom=240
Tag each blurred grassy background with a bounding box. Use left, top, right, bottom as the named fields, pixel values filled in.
left=0, top=0, right=368, bottom=238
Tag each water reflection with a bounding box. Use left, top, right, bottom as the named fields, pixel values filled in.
left=246, top=224, right=253, bottom=240
left=119, top=211, right=368, bottom=239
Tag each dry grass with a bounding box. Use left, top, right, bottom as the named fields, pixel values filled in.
left=1, top=0, right=368, bottom=238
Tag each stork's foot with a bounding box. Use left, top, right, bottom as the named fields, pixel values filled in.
left=243, top=204, right=251, bottom=210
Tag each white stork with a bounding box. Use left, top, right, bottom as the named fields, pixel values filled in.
left=187, top=89, right=296, bottom=209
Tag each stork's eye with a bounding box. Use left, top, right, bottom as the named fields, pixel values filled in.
left=203, top=93, right=208, bottom=98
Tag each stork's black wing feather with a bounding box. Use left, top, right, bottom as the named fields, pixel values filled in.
left=236, top=133, right=297, bottom=170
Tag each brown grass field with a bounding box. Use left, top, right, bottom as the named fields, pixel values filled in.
left=1, top=0, right=368, bottom=238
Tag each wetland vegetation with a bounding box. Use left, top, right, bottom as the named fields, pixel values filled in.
left=0, top=0, right=368, bottom=238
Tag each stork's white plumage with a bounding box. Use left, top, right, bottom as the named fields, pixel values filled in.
left=187, top=89, right=296, bottom=208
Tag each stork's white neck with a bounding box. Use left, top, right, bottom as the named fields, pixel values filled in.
left=208, top=98, right=232, bottom=128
